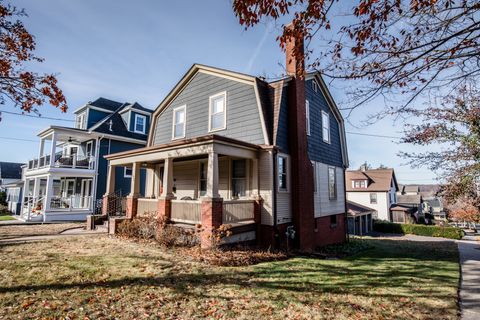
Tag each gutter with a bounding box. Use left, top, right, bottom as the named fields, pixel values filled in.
left=272, top=147, right=279, bottom=246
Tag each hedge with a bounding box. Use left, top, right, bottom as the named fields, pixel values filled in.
left=373, top=221, right=464, bottom=240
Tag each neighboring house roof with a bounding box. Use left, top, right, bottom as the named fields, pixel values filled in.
left=425, top=198, right=442, bottom=208
left=390, top=204, right=416, bottom=213
left=346, top=168, right=398, bottom=192
left=0, top=162, right=24, bottom=179
left=397, top=194, right=422, bottom=205
left=92, top=110, right=149, bottom=141
left=347, top=201, right=376, bottom=216
left=89, top=97, right=125, bottom=112
left=402, top=185, right=420, bottom=194
left=2, top=179, right=23, bottom=188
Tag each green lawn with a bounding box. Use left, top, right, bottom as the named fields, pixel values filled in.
left=0, top=215, right=14, bottom=221
left=0, top=234, right=459, bottom=319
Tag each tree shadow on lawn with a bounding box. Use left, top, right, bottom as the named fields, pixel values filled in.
left=0, top=239, right=459, bottom=303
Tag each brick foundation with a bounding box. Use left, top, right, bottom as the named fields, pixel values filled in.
left=200, top=197, right=223, bottom=249
left=157, top=198, right=172, bottom=222
left=102, top=194, right=115, bottom=215
left=257, top=213, right=346, bottom=250
left=125, top=196, right=138, bottom=219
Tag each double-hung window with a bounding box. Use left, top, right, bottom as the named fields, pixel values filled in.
left=306, top=100, right=311, bottom=136
left=370, top=193, right=377, bottom=204
left=134, top=114, right=146, bottom=134
left=278, top=155, right=288, bottom=191
left=322, top=111, right=330, bottom=143
left=172, top=106, right=186, bottom=139
left=199, top=162, right=207, bottom=197
left=328, top=167, right=336, bottom=200
left=209, top=92, right=226, bottom=132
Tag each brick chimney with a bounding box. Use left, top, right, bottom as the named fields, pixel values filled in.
left=285, top=23, right=315, bottom=251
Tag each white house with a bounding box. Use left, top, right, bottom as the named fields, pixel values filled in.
left=345, top=168, right=398, bottom=221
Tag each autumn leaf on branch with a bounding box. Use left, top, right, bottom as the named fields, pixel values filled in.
left=0, top=1, right=67, bottom=115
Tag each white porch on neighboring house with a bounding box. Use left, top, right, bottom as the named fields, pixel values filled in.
left=103, top=135, right=264, bottom=248
left=22, top=126, right=98, bottom=222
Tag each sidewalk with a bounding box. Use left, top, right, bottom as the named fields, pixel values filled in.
left=458, top=239, right=480, bottom=320
left=0, top=227, right=106, bottom=244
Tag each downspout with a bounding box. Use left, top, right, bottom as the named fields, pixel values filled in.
left=343, top=167, right=349, bottom=242
left=272, top=147, right=279, bottom=247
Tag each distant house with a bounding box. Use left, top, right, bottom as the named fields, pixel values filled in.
left=424, top=197, right=446, bottom=221
left=0, top=162, right=24, bottom=191
left=21, top=98, right=152, bottom=222
left=396, top=194, right=423, bottom=215
left=345, top=168, right=398, bottom=221
left=346, top=201, right=375, bottom=235
left=390, top=204, right=417, bottom=224
left=400, top=185, right=420, bottom=195
left=4, top=179, right=23, bottom=215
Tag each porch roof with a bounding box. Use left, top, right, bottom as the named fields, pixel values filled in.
left=105, top=134, right=265, bottom=165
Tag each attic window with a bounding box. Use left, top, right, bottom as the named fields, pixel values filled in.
left=209, top=92, right=227, bottom=132
left=312, top=80, right=318, bottom=92
left=134, top=114, right=146, bottom=134
left=322, top=111, right=330, bottom=143
left=306, top=100, right=311, bottom=136
left=172, top=105, right=186, bottom=139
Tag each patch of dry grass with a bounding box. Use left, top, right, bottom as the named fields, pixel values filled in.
left=0, top=223, right=83, bottom=240
left=0, top=235, right=459, bottom=319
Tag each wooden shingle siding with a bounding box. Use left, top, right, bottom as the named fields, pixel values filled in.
left=259, top=150, right=274, bottom=225
left=305, top=79, right=344, bottom=168
left=172, top=160, right=199, bottom=199
left=313, top=162, right=345, bottom=217
left=274, top=85, right=290, bottom=153
left=153, top=72, right=265, bottom=145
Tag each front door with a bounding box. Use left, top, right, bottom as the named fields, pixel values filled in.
left=61, top=179, right=75, bottom=198
left=80, top=179, right=92, bottom=208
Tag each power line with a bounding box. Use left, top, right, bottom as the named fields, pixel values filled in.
left=0, top=110, right=74, bottom=122
left=346, top=131, right=402, bottom=139
left=0, top=136, right=37, bottom=143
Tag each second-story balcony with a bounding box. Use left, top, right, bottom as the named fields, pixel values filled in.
left=27, top=154, right=95, bottom=171
left=26, top=126, right=97, bottom=173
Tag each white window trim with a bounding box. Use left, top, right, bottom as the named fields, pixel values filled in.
left=208, top=91, right=227, bottom=132
left=133, top=114, right=147, bottom=134
left=312, top=79, right=319, bottom=92
left=311, top=160, right=317, bottom=194
left=124, top=167, right=132, bottom=178
left=85, top=141, right=93, bottom=157
left=306, top=100, right=311, bottom=136
left=277, top=154, right=290, bottom=193
left=171, top=105, right=186, bottom=140
left=322, top=110, right=330, bottom=144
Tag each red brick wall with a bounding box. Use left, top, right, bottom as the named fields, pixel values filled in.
left=200, top=198, right=223, bottom=249
left=157, top=198, right=171, bottom=222
left=311, top=213, right=346, bottom=247
left=125, top=196, right=138, bottom=219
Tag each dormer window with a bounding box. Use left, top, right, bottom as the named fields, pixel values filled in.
left=209, top=92, right=227, bottom=132
left=75, top=112, right=86, bottom=129
left=353, top=180, right=367, bottom=188
left=134, top=114, right=146, bottom=134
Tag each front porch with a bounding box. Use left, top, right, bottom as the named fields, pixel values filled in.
left=21, top=175, right=94, bottom=222
left=103, top=135, right=263, bottom=247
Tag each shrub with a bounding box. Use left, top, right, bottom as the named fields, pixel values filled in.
left=373, top=221, right=464, bottom=240
left=116, top=211, right=200, bottom=247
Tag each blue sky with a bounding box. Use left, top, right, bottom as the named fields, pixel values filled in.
left=0, top=0, right=439, bottom=184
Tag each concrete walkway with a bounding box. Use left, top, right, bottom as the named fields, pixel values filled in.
left=0, top=227, right=106, bottom=245
left=458, top=239, right=480, bottom=320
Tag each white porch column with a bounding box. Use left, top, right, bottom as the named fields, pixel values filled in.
left=49, top=132, right=57, bottom=167
left=145, top=166, right=155, bottom=198
left=43, top=175, right=54, bottom=222
left=38, top=138, right=45, bottom=160
left=154, top=163, right=162, bottom=198
left=161, top=158, right=174, bottom=198
left=250, top=158, right=259, bottom=197
left=130, top=162, right=141, bottom=196
left=105, top=165, right=116, bottom=195
left=206, top=152, right=220, bottom=199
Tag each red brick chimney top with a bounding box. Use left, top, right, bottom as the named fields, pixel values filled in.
left=285, top=23, right=305, bottom=79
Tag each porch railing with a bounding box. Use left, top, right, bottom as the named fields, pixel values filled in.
left=137, top=198, right=159, bottom=217
left=222, top=200, right=255, bottom=224
left=171, top=200, right=201, bottom=224
left=27, top=154, right=95, bottom=171
left=22, top=196, right=45, bottom=220
left=50, top=195, right=93, bottom=210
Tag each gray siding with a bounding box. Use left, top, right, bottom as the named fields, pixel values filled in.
left=153, top=72, right=265, bottom=145
left=313, top=162, right=345, bottom=217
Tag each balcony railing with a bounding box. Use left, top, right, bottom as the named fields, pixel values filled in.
left=27, top=154, right=95, bottom=171
left=50, top=195, right=93, bottom=210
